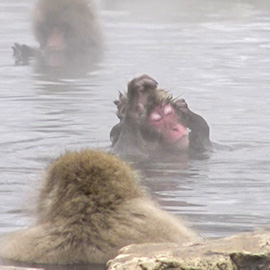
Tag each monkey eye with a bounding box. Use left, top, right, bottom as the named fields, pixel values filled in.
left=150, top=112, right=162, bottom=122
left=164, top=105, right=173, bottom=116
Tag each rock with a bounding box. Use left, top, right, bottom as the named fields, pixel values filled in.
left=107, top=231, right=270, bottom=270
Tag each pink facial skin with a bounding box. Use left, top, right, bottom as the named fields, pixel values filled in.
left=46, top=28, right=66, bottom=52
left=148, top=104, right=189, bottom=148
left=43, top=28, right=67, bottom=67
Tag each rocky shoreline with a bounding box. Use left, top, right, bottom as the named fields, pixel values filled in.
left=1, top=231, right=270, bottom=270
left=108, top=231, right=270, bottom=270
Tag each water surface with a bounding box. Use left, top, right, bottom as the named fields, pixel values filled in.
left=0, top=0, right=270, bottom=242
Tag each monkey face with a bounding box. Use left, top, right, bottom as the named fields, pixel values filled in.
left=141, top=103, right=189, bottom=151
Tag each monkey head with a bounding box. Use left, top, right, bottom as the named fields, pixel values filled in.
left=141, top=95, right=190, bottom=151
left=33, top=0, right=102, bottom=55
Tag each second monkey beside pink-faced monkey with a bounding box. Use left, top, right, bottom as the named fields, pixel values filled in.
left=110, top=75, right=212, bottom=161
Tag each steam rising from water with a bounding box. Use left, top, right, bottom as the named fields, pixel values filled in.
left=0, top=0, right=270, bottom=239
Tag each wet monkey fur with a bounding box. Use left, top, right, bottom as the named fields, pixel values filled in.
left=0, top=149, right=199, bottom=264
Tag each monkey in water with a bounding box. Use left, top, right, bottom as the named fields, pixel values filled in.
left=0, top=149, right=199, bottom=264
left=13, top=0, right=103, bottom=67
left=110, top=75, right=212, bottom=161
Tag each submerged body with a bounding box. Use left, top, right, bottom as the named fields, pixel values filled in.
left=0, top=149, right=199, bottom=264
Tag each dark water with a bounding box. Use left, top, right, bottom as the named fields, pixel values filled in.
left=1, top=0, right=270, bottom=250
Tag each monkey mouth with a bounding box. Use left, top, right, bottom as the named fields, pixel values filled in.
left=43, top=51, right=66, bottom=67
left=166, top=124, right=189, bottom=143
left=169, top=134, right=189, bottom=149
left=178, top=134, right=189, bottom=144
left=45, top=27, right=66, bottom=52
left=45, top=45, right=66, bottom=53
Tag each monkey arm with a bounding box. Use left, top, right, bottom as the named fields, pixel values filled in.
left=110, top=122, right=122, bottom=146
left=175, top=99, right=211, bottom=152
left=12, top=43, right=42, bottom=64
left=127, top=75, right=158, bottom=98
left=111, top=75, right=157, bottom=156
left=186, top=110, right=211, bottom=152
left=111, top=113, right=149, bottom=159
left=127, top=75, right=158, bottom=112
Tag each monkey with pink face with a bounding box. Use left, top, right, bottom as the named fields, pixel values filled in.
left=110, top=75, right=212, bottom=161
left=13, top=0, right=102, bottom=66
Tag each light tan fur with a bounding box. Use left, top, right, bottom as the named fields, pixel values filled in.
left=0, top=149, right=199, bottom=264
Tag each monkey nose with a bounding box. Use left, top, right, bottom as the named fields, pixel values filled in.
left=166, top=123, right=188, bottom=144
left=170, top=124, right=187, bottom=135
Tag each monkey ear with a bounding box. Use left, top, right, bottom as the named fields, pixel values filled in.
left=114, top=100, right=120, bottom=106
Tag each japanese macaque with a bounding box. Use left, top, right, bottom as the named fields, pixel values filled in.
left=0, top=149, right=199, bottom=265
left=13, top=0, right=103, bottom=66
left=110, top=75, right=211, bottom=160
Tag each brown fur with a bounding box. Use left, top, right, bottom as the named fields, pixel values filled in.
left=12, top=0, right=103, bottom=65
left=33, top=0, right=102, bottom=51
left=114, top=89, right=170, bottom=121
left=111, top=75, right=211, bottom=157
left=0, top=149, right=199, bottom=264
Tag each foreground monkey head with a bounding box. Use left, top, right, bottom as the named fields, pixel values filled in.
left=37, top=149, right=142, bottom=224
left=0, top=149, right=199, bottom=265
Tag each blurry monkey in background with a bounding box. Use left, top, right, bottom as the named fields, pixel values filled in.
left=13, top=0, right=103, bottom=67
